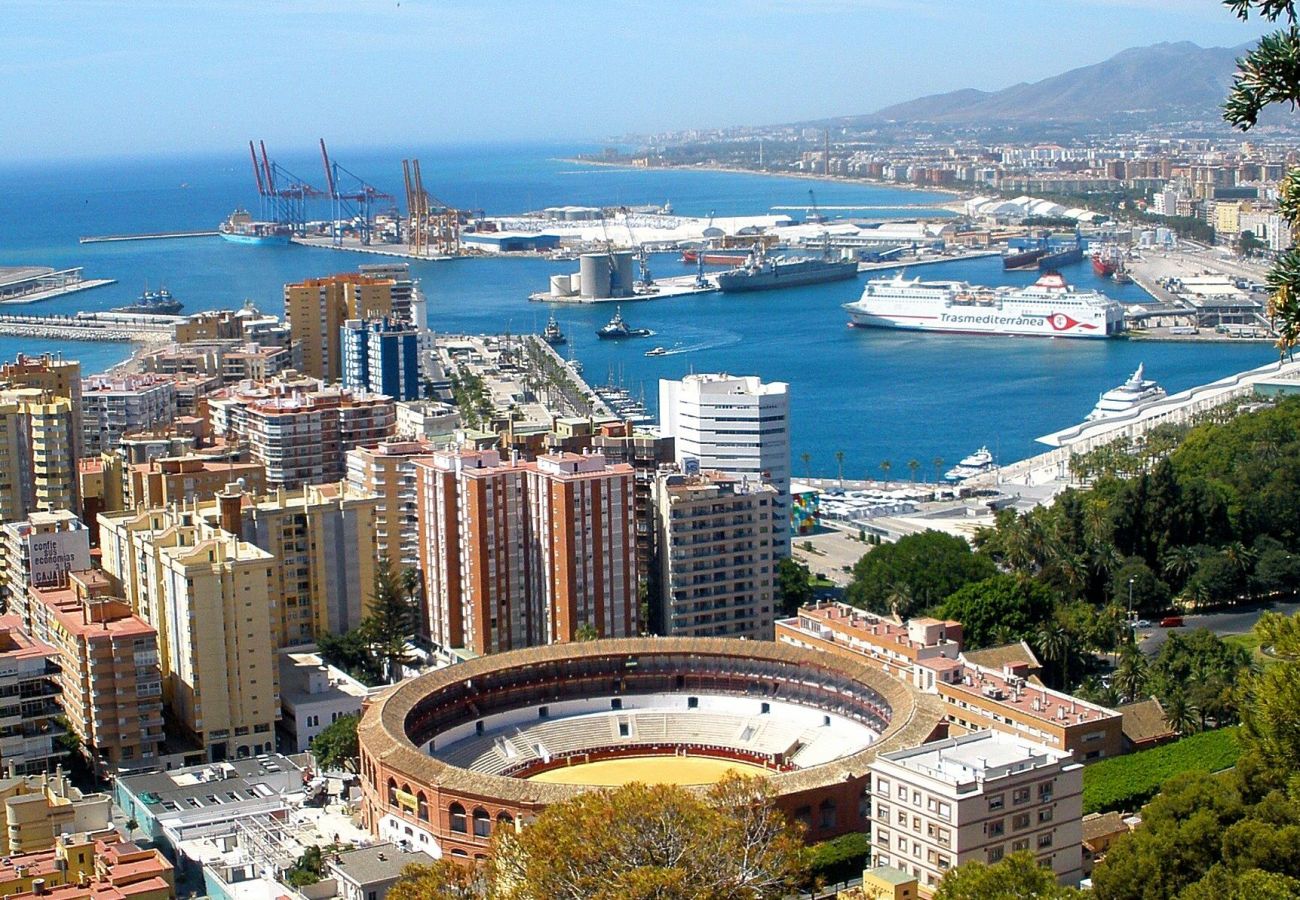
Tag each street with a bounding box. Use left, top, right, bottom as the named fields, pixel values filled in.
left=1137, top=600, right=1300, bottom=655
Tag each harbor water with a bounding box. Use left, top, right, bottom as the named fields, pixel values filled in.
left=0, top=144, right=1273, bottom=478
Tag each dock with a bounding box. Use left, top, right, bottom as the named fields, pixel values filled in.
left=0, top=312, right=179, bottom=343
left=291, top=235, right=458, bottom=260
left=529, top=273, right=719, bottom=304
left=0, top=267, right=115, bottom=305
left=79, top=231, right=218, bottom=244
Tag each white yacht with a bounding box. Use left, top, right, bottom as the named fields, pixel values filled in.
left=1086, top=364, right=1166, bottom=421
left=944, top=446, right=995, bottom=482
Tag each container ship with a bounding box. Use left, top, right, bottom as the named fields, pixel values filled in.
left=843, top=271, right=1125, bottom=339
left=219, top=208, right=292, bottom=246
left=716, top=249, right=859, bottom=293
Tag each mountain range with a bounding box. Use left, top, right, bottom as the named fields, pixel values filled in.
left=826, top=41, right=1251, bottom=127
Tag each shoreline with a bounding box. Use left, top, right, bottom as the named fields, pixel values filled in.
left=558, top=157, right=966, bottom=205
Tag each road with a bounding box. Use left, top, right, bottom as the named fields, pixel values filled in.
left=1137, top=600, right=1300, bottom=655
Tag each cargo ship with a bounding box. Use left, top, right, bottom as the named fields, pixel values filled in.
left=113, top=287, right=183, bottom=316
left=843, top=271, right=1124, bottom=338
left=1003, top=247, right=1046, bottom=270
left=681, top=249, right=753, bottom=266
left=219, top=208, right=292, bottom=246
left=715, top=249, right=859, bottom=293
left=1037, top=233, right=1083, bottom=270
left=1091, top=246, right=1120, bottom=278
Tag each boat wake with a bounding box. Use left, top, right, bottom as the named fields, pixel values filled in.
left=655, top=331, right=743, bottom=356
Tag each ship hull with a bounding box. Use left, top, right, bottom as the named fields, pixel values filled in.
left=844, top=305, right=1114, bottom=339
left=219, top=231, right=291, bottom=246
left=1038, top=246, right=1083, bottom=269
left=1091, top=256, right=1117, bottom=277
left=681, top=250, right=752, bottom=265
left=717, top=261, right=858, bottom=293
left=1003, top=249, right=1046, bottom=270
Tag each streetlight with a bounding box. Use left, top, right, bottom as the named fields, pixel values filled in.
left=1127, top=576, right=1135, bottom=622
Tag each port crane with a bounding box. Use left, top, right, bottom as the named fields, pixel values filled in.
left=807, top=189, right=825, bottom=225
left=319, top=139, right=395, bottom=247
left=401, top=159, right=461, bottom=257
left=247, top=140, right=326, bottom=235
left=618, top=206, right=653, bottom=287
left=598, top=214, right=625, bottom=297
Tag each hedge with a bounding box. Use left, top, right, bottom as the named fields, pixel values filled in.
left=1082, top=727, right=1240, bottom=814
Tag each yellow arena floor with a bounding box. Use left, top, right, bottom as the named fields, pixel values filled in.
left=525, top=755, right=772, bottom=786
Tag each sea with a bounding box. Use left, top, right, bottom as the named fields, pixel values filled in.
left=0, top=143, right=1274, bottom=478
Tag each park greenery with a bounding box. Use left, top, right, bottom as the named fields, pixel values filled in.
left=319, top=558, right=420, bottom=687
left=934, top=851, right=1084, bottom=900
left=1081, top=727, right=1240, bottom=814
left=389, top=775, right=808, bottom=900
left=309, top=714, right=360, bottom=772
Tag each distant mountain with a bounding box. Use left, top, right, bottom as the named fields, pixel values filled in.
left=838, top=42, right=1251, bottom=126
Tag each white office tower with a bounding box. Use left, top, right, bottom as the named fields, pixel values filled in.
left=659, top=374, right=790, bottom=554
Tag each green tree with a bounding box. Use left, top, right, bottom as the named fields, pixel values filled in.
left=1113, top=644, right=1149, bottom=704
left=801, top=451, right=812, bottom=480
left=907, top=458, right=920, bottom=483
left=574, top=623, right=599, bottom=642
left=934, top=851, right=1084, bottom=899
left=834, top=450, right=845, bottom=488
left=310, top=714, right=360, bottom=771
left=286, top=846, right=324, bottom=888
left=1238, top=610, right=1300, bottom=782
left=932, top=456, right=944, bottom=483
left=775, top=557, right=815, bottom=617
left=491, top=775, right=807, bottom=900
left=845, top=531, right=995, bottom=617
left=934, top=574, right=1055, bottom=649
left=1111, top=558, right=1170, bottom=616
left=317, top=627, right=384, bottom=686
left=1251, top=547, right=1300, bottom=597
left=879, top=459, right=892, bottom=482
left=388, top=860, right=488, bottom=900
left=365, top=557, right=418, bottom=684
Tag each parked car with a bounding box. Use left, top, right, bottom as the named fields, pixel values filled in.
left=1159, top=616, right=1184, bottom=628
left=1135, top=619, right=1151, bottom=628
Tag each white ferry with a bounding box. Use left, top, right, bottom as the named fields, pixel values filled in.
left=844, top=272, right=1125, bottom=338
left=1086, top=364, right=1166, bottom=421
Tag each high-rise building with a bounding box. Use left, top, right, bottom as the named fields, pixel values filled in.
left=97, top=508, right=278, bottom=762
left=590, top=423, right=675, bottom=583
left=346, top=440, right=436, bottom=575
left=868, top=731, right=1084, bottom=891
left=79, top=374, right=178, bottom=456
left=0, top=390, right=79, bottom=522
left=0, top=355, right=82, bottom=464
left=341, top=318, right=421, bottom=401
left=0, top=616, right=62, bottom=775
left=658, top=373, right=790, bottom=553
left=284, top=274, right=393, bottom=382
left=0, top=511, right=91, bottom=628
left=27, top=571, right=163, bottom=777
left=414, top=448, right=637, bottom=656
left=651, top=469, right=778, bottom=639
left=357, top=263, right=414, bottom=323
left=207, top=380, right=395, bottom=489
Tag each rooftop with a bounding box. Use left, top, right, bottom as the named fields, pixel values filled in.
left=932, top=659, right=1119, bottom=729
left=279, top=647, right=376, bottom=709
left=328, top=842, right=437, bottom=887
left=876, top=731, right=1072, bottom=789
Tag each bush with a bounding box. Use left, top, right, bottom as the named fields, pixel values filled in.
left=807, top=831, right=872, bottom=886
left=1082, top=727, right=1240, bottom=814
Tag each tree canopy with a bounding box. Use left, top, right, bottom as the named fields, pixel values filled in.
left=310, top=714, right=359, bottom=772
left=934, top=851, right=1083, bottom=899
left=934, top=574, right=1055, bottom=649
left=846, top=530, right=995, bottom=617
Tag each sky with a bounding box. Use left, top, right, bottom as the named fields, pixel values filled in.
left=0, top=0, right=1276, bottom=162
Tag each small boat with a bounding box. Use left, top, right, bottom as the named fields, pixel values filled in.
left=645, top=346, right=668, bottom=357
left=541, top=313, right=566, bottom=346
left=596, top=307, right=653, bottom=340
left=113, top=286, right=183, bottom=316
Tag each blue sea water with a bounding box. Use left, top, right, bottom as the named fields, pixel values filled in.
left=0, top=143, right=1273, bottom=477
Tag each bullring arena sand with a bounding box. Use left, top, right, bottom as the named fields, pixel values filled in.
left=525, top=755, right=772, bottom=786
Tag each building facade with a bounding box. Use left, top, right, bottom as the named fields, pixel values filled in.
left=0, top=616, right=62, bottom=776
left=651, top=469, right=779, bottom=639
left=0, top=512, right=91, bottom=630
left=79, top=375, right=178, bottom=456
left=284, top=274, right=393, bottom=382
left=659, top=374, right=790, bottom=554
left=346, top=440, right=435, bottom=574
left=341, top=318, right=421, bottom=401
left=0, top=391, right=78, bottom=522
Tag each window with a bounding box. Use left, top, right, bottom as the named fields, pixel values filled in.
left=1012, top=787, right=1031, bottom=804
left=877, top=778, right=890, bottom=793
left=449, top=803, right=467, bottom=833
left=1038, top=807, right=1054, bottom=824
left=818, top=799, right=836, bottom=829
left=1038, top=781, right=1054, bottom=802
left=1037, top=832, right=1054, bottom=849
left=987, top=820, right=1005, bottom=837
left=1012, top=839, right=1030, bottom=852
left=877, top=803, right=889, bottom=821
left=417, top=793, right=429, bottom=822
left=538, top=706, right=549, bottom=719
left=497, top=812, right=514, bottom=831
left=988, top=846, right=1004, bottom=863
left=688, top=697, right=699, bottom=709
left=1013, top=813, right=1031, bottom=830
left=473, top=808, right=491, bottom=838
left=988, top=794, right=1005, bottom=811
left=610, top=698, right=622, bottom=710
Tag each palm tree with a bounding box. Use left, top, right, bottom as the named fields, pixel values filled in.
left=800, top=451, right=813, bottom=480
left=1163, top=692, right=1199, bottom=735
left=1185, top=578, right=1212, bottom=611
left=1035, top=623, right=1073, bottom=688
left=1223, top=541, right=1257, bottom=600
left=884, top=582, right=915, bottom=619
left=907, top=458, right=920, bottom=483
left=1161, top=546, right=1200, bottom=586
left=932, top=456, right=944, bottom=483
left=1114, top=645, right=1148, bottom=703
left=879, top=460, right=892, bottom=483
left=835, top=450, right=846, bottom=488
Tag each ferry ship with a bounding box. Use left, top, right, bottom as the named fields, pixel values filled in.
left=219, top=208, right=292, bottom=246
left=843, top=271, right=1125, bottom=339
left=1086, top=364, right=1166, bottom=421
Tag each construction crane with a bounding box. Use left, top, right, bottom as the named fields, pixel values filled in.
left=248, top=140, right=326, bottom=234
left=401, top=158, right=460, bottom=257
left=807, top=188, right=825, bottom=225
left=618, top=206, right=652, bottom=286
left=319, top=139, right=395, bottom=247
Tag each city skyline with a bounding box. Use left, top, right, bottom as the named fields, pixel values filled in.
left=2, top=0, right=1274, bottom=162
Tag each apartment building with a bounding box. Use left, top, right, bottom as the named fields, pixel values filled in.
left=659, top=374, right=791, bottom=554
left=0, top=830, right=173, bottom=900
left=278, top=646, right=377, bottom=753
left=79, top=375, right=178, bottom=456
left=0, top=391, right=78, bottom=521
left=869, top=731, right=1084, bottom=892
left=590, top=423, right=675, bottom=580
left=778, top=603, right=1122, bottom=762
left=206, top=380, right=395, bottom=489
left=414, top=447, right=637, bottom=656
left=0, top=770, right=111, bottom=856
left=97, top=508, right=277, bottom=763
left=125, top=454, right=267, bottom=510
left=357, top=262, right=415, bottom=323
left=651, top=469, right=779, bottom=639
left=0, top=355, right=82, bottom=464
left=27, top=572, right=163, bottom=777
left=284, top=273, right=393, bottom=382
left=0, top=512, right=91, bottom=629
left=346, top=440, right=436, bottom=573
left=341, top=318, right=421, bottom=401
left=0, top=617, right=62, bottom=776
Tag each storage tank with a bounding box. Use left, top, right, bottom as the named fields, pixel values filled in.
left=579, top=252, right=635, bottom=299
left=549, top=274, right=576, bottom=297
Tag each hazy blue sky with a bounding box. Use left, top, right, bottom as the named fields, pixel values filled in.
left=1, top=0, right=1274, bottom=162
